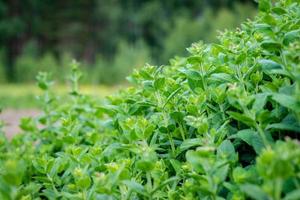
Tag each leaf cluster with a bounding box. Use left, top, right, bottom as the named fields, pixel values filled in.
left=0, top=0, right=300, bottom=199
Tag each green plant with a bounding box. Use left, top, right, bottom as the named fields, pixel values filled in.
left=0, top=0, right=300, bottom=199
left=92, top=40, right=152, bottom=85
left=162, top=2, right=256, bottom=62
left=15, top=51, right=59, bottom=83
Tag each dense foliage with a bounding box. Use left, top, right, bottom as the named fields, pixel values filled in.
left=0, top=0, right=255, bottom=84
left=1, top=0, right=300, bottom=199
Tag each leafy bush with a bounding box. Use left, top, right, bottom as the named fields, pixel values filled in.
left=11, top=39, right=151, bottom=85
left=15, top=49, right=59, bottom=83
left=1, top=2, right=256, bottom=85
left=92, top=41, right=151, bottom=85
left=1, top=0, right=300, bottom=199
left=162, top=3, right=256, bottom=62
left=14, top=41, right=71, bottom=83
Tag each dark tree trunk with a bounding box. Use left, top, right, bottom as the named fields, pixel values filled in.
left=4, top=0, right=23, bottom=82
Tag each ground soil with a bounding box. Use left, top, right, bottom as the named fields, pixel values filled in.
left=0, top=109, right=40, bottom=139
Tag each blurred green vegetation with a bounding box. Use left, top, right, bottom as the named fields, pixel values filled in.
left=0, top=84, right=120, bottom=109
left=0, top=0, right=257, bottom=85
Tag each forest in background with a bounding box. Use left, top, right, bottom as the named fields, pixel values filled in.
left=0, top=0, right=257, bottom=85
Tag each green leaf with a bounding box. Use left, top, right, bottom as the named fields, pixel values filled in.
left=103, top=143, right=122, bottom=157
left=123, top=180, right=147, bottom=196
left=232, top=167, right=250, bottom=184
left=268, top=114, right=300, bottom=132
left=170, top=159, right=182, bottom=174
left=95, top=194, right=115, bottom=200
left=209, top=73, right=235, bottom=83
left=187, top=56, right=201, bottom=64
left=272, top=93, right=298, bottom=110
left=136, top=160, right=155, bottom=172
left=181, top=69, right=201, bottom=80
left=230, top=129, right=264, bottom=154
left=42, top=189, right=60, bottom=199
left=217, top=140, right=235, bottom=158
left=186, top=150, right=204, bottom=172
left=170, top=111, right=184, bottom=122
left=97, top=105, right=119, bottom=116
left=271, top=7, right=286, bottom=15
left=258, top=59, right=281, bottom=71
left=227, top=111, right=256, bottom=127
left=49, top=158, right=62, bottom=178
left=240, top=184, right=268, bottom=200
left=163, top=87, right=182, bottom=108
left=128, top=101, right=155, bottom=115
left=258, top=0, right=271, bottom=12
left=186, top=147, right=215, bottom=172
left=266, top=123, right=300, bottom=133
left=252, top=93, right=269, bottom=112
left=283, top=30, right=300, bottom=45
left=258, top=59, right=292, bottom=77
left=76, top=175, right=91, bottom=189
left=260, top=40, right=281, bottom=52
left=154, top=77, right=165, bottom=90
left=143, top=80, right=155, bottom=91
left=188, top=78, right=203, bottom=93
left=284, top=189, right=300, bottom=200
left=214, top=164, right=229, bottom=183
left=254, top=23, right=273, bottom=34
left=180, top=138, right=203, bottom=152
left=151, top=176, right=179, bottom=195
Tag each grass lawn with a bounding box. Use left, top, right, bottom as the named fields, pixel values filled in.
left=0, top=83, right=121, bottom=109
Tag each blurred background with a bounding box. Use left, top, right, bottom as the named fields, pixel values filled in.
left=0, top=0, right=257, bottom=109
left=0, top=0, right=257, bottom=136
left=0, top=0, right=257, bottom=84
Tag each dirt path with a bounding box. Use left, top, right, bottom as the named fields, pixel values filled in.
left=0, top=109, right=40, bottom=139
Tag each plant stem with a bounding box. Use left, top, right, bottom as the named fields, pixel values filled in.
left=147, top=172, right=153, bottom=200
left=168, top=133, right=176, bottom=156
left=219, top=104, right=226, bottom=121
left=274, top=179, right=282, bottom=200
left=256, top=124, right=269, bottom=147
left=179, top=124, right=186, bottom=141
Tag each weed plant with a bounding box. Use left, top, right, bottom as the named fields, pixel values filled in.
left=0, top=0, right=300, bottom=199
